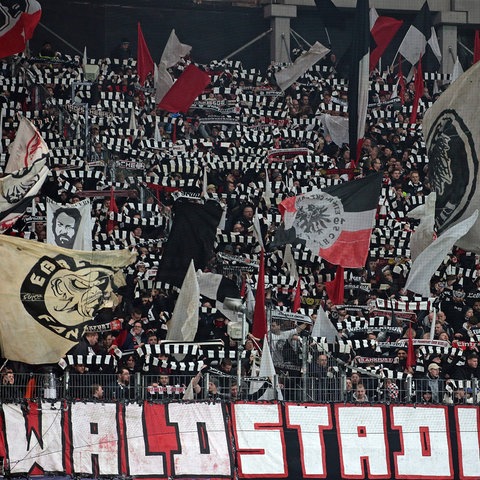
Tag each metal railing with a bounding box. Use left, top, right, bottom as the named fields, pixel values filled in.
left=1, top=371, right=477, bottom=405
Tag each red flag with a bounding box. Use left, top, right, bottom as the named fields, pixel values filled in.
left=325, top=266, right=344, bottom=305
left=474, top=31, right=480, bottom=64
left=107, top=187, right=118, bottom=234
left=0, top=1, right=41, bottom=59
left=406, top=325, right=416, bottom=369
left=292, top=277, right=301, bottom=313
left=252, top=249, right=267, bottom=339
left=409, top=57, right=424, bottom=124
left=137, top=22, right=154, bottom=86
left=158, top=64, right=210, bottom=113
left=369, top=8, right=403, bottom=72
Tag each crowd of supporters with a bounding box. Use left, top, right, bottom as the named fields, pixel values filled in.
left=0, top=40, right=479, bottom=405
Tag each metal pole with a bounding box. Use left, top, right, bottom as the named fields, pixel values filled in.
left=221, top=29, right=272, bottom=62
left=38, top=22, right=84, bottom=56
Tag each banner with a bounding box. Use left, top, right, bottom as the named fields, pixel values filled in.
left=1, top=402, right=479, bottom=479
left=0, top=236, right=135, bottom=364
left=46, top=197, right=93, bottom=250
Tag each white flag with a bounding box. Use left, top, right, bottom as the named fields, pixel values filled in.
left=405, top=211, right=478, bottom=297
left=46, top=198, right=93, bottom=251
left=249, top=336, right=283, bottom=401
left=6, top=116, right=49, bottom=173
left=275, top=42, right=330, bottom=91
left=311, top=304, right=339, bottom=343
left=160, top=29, right=192, bottom=69
left=154, top=62, right=174, bottom=105
left=167, top=261, right=199, bottom=355
left=408, top=192, right=436, bottom=261
left=451, top=56, right=464, bottom=83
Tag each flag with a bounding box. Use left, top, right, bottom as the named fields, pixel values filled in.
left=319, top=113, right=348, bottom=148
left=196, top=270, right=241, bottom=323
left=252, top=210, right=264, bottom=250
left=0, top=0, right=42, bottom=59
left=166, top=261, right=199, bottom=356
left=137, top=22, right=154, bottom=86
left=423, top=59, right=480, bottom=252
left=409, top=57, right=424, bottom=124
left=311, top=304, right=338, bottom=343
left=406, top=324, right=416, bottom=369
left=156, top=198, right=223, bottom=286
left=409, top=192, right=436, bottom=261
left=279, top=173, right=383, bottom=268
left=474, top=31, right=480, bottom=64
left=369, top=7, right=403, bottom=73
left=405, top=211, right=478, bottom=297
left=160, top=29, right=192, bottom=69
left=252, top=249, right=266, bottom=339
left=6, top=116, right=49, bottom=173
left=451, top=56, right=464, bottom=83
left=158, top=64, right=210, bottom=113
left=274, top=41, right=329, bottom=91
left=292, top=277, right=301, bottom=313
left=282, top=244, right=298, bottom=280
left=249, top=337, right=283, bottom=401
left=348, top=0, right=370, bottom=163
left=0, top=158, right=49, bottom=233
left=0, top=235, right=135, bottom=364
left=262, top=166, right=272, bottom=209
left=107, top=186, right=118, bottom=234
left=46, top=198, right=92, bottom=251
left=396, top=1, right=441, bottom=72
left=325, top=265, right=344, bottom=305
left=154, top=62, right=174, bottom=105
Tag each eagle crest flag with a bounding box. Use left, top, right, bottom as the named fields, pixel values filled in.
left=279, top=173, right=382, bottom=268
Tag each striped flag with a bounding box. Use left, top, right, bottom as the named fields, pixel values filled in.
left=279, top=173, right=382, bottom=268
left=348, top=0, right=370, bottom=162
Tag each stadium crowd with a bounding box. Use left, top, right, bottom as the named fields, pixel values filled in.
left=0, top=39, right=479, bottom=405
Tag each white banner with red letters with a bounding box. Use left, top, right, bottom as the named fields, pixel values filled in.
left=1, top=402, right=479, bottom=479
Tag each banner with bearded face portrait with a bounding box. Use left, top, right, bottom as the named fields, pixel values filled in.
left=46, top=197, right=93, bottom=251
left=0, top=235, right=136, bottom=364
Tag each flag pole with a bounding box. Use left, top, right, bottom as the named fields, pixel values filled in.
left=221, top=29, right=272, bottom=62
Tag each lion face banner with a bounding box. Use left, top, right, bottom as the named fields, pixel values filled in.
left=0, top=235, right=136, bottom=364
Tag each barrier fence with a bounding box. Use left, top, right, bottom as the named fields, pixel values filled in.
left=1, top=371, right=478, bottom=405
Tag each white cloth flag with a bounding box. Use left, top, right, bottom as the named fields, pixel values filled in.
left=408, top=192, right=436, bottom=261
left=46, top=198, right=93, bottom=251
left=154, top=62, right=174, bottom=105
left=167, top=261, right=199, bottom=354
left=319, top=113, right=349, bottom=147
left=6, top=116, right=49, bottom=173
left=160, top=29, right=192, bottom=69
left=405, top=210, right=478, bottom=297
left=311, top=304, right=339, bottom=343
left=451, top=57, right=464, bottom=83
left=249, top=336, right=283, bottom=401
left=275, top=42, right=330, bottom=91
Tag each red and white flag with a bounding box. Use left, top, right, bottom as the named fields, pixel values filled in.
left=6, top=116, right=49, bottom=173
left=0, top=0, right=42, bottom=59
left=369, top=7, right=403, bottom=72
left=279, top=173, right=382, bottom=268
